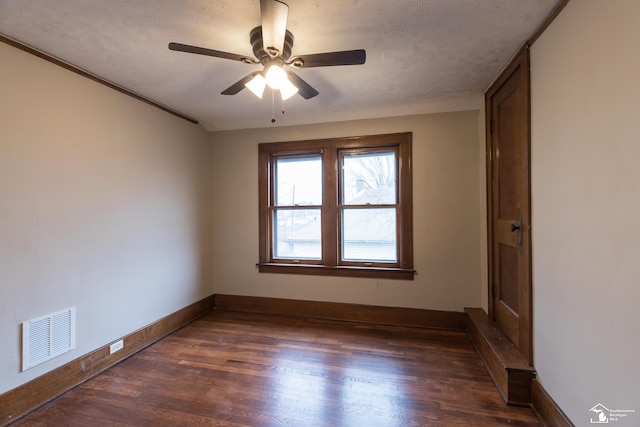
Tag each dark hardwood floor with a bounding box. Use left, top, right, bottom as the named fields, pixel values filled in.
left=12, top=310, right=542, bottom=426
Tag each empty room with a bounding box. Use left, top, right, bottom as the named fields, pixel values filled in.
left=1, top=1, right=638, bottom=426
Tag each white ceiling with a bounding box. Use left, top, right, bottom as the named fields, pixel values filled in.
left=0, top=0, right=560, bottom=131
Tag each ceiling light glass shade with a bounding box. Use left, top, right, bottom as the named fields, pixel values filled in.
left=265, top=65, right=289, bottom=90
left=279, top=77, right=299, bottom=100
left=245, top=73, right=267, bottom=98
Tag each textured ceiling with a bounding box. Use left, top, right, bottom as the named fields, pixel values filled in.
left=0, top=0, right=560, bottom=131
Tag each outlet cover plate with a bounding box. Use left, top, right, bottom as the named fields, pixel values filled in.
left=109, top=339, right=124, bottom=354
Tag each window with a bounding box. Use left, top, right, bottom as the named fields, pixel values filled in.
left=258, top=132, right=413, bottom=280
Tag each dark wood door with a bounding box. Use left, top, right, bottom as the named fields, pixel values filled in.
left=486, top=47, right=532, bottom=364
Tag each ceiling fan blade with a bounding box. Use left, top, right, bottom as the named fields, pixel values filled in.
left=286, top=71, right=319, bottom=99
left=260, top=0, right=288, bottom=56
left=291, top=49, right=366, bottom=68
left=221, top=73, right=259, bottom=95
left=169, top=42, right=255, bottom=63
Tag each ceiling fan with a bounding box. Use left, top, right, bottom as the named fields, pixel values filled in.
left=168, top=0, right=366, bottom=101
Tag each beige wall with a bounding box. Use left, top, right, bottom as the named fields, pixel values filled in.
left=531, top=0, right=640, bottom=423
left=211, top=111, right=484, bottom=312
left=0, top=42, right=213, bottom=394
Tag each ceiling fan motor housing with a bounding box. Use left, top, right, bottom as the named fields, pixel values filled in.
left=250, top=26, right=294, bottom=62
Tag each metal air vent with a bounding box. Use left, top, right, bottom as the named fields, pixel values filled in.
left=22, top=307, right=76, bottom=371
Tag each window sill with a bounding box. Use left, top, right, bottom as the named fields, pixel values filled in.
left=258, top=263, right=415, bottom=280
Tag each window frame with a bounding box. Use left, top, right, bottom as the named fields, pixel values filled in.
left=258, top=132, right=414, bottom=280
left=270, top=151, right=323, bottom=264
left=338, top=146, right=400, bottom=267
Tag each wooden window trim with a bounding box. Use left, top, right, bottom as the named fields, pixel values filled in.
left=258, top=132, right=414, bottom=280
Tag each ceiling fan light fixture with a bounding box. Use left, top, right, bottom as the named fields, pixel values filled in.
left=265, top=64, right=289, bottom=90
left=279, top=77, right=299, bottom=100
left=245, top=73, right=267, bottom=98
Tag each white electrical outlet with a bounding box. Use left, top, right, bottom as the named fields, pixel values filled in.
left=109, top=339, right=124, bottom=354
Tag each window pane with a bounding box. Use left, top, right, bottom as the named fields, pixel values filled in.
left=276, top=156, right=322, bottom=206
left=342, top=151, right=396, bottom=205
left=342, top=208, right=397, bottom=262
left=274, top=209, right=321, bottom=260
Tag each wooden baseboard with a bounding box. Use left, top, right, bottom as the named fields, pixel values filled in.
left=465, top=307, right=536, bottom=406
left=531, top=378, right=574, bottom=427
left=0, top=295, right=215, bottom=427
left=213, top=294, right=467, bottom=331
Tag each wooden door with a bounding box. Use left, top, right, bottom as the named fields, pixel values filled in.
left=486, top=47, right=532, bottom=365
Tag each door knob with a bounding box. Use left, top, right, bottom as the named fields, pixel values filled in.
left=510, top=220, right=522, bottom=246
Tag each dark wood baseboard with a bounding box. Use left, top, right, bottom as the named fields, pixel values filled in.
left=0, top=295, right=215, bottom=427
left=213, top=294, right=467, bottom=331
left=465, top=307, right=536, bottom=406
left=531, top=378, right=574, bottom=427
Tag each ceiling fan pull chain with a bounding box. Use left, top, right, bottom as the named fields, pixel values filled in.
left=271, top=89, right=276, bottom=123
left=281, top=95, right=285, bottom=116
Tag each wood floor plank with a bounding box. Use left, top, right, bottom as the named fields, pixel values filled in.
left=11, top=310, right=542, bottom=426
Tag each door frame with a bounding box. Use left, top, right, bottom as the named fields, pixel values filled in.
left=485, top=45, right=533, bottom=365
